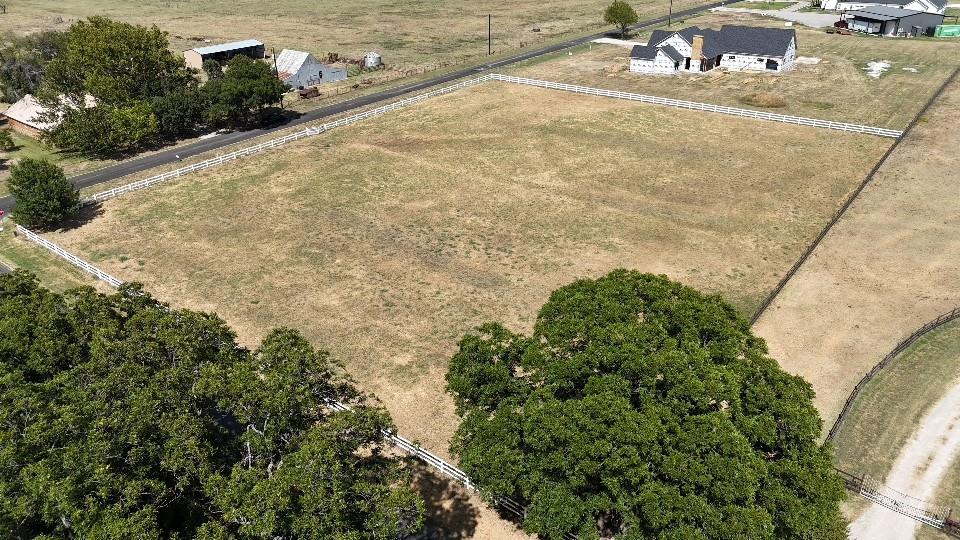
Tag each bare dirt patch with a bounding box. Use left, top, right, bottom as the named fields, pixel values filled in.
left=508, top=12, right=960, bottom=128
left=753, top=75, right=960, bottom=447
left=45, top=82, right=887, bottom=468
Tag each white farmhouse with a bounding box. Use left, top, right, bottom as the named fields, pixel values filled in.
left=629, top=25, right=797, bottom=75
left=275, top=49, right=347, bottom=89
left=819, top=0, right=945, bottom=14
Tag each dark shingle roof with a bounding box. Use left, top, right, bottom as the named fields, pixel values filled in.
left=660, top=44, right=685, bottom=62
left=846, top=5, right=925, bottom=18
left=929, top=0, right=948, bottom=10
left=629, top=45, right=659, bottom=60
left=647, top=25, right=795, bottom=59
left=716, top=25, right=796, bottom=57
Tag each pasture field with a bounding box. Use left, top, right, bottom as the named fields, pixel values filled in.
left=507, top=12, right=960, bottom=129
left=753, top=74, right=960, bottom=457
left=0, top=0, right=709, bottom=69
left=0, top=226, right=103, bottom=292
left=833, top=319, right=960, bottom=490
left=42, top=82, right=890, bottom=455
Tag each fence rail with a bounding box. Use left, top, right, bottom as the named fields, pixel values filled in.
left=84, top=75, right=492, bottom=205
left=11, top=225, right=573, bottom=537
left=14, top=226, right=123, bottom=287
left=826, top=307, right=960, bottom=441
left=487, top=74, right=904, bottom=138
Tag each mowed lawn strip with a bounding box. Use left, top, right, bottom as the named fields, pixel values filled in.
left=45, top=83, right=890, bottom=455
left=507, top=12, right=960, bottom=129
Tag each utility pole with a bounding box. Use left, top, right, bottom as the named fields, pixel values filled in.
left=272, top=47, right=284, bottom=109
left=668, top=0, right=674, bottom=27
left=488, top=14, right=492, bottom=55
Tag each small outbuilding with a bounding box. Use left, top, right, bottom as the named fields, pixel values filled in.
left=844, top=6, right=945, bottom=35
left=363, top=51, right=382, bottom=69
left=275, top=49, right=347, bottom=89
left=184, top=39, right=265, bottom=70
left=0, top=94, right=56, bottom=137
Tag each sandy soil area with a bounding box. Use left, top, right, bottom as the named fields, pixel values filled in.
left=752, top=73, right=960, bottom=433
left=849, top=378, right=960, bottom=539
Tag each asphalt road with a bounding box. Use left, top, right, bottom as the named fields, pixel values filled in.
left=0, top=2, right=722, bottom=215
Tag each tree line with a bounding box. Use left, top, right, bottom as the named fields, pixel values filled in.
left=1, top=17, right=287, bottom=158
left=1, top=268, right=851, bottom=539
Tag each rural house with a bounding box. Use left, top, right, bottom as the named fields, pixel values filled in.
left=843, top=6, right=945, bottom=35
left=184, top=39, right=265, bottom=70
left=629, top=25, right=797, bottom=74
left=820, top=0, right=946, bottom=14
left=0, top=93, right=95, bottom=138
left=275, top=49, right=347, bottom=89
left=0, top=94, right=53, bottom=137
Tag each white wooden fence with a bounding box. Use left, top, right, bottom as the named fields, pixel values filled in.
left=14, top=225, right=123, bottom=287
left=488, top=74, right=905, bottom=138
left=11, top=224, right=574, bottom=536
left=85, top=75, right=493, bottom=205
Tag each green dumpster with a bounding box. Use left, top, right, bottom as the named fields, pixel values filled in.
left=935, top=25, right=960, bottom=37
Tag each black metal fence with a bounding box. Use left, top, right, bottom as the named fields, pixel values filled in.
left=826, top=307, right=960, bottom=442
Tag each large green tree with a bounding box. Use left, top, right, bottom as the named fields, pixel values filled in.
left=603, top=0, right=639, bottom=38
left=0, top=273, right=425, bottom=539
left=38, top=17, right=200, bottom=155
left=203, top=54, right=286, bottom=128
left=6, top=158, right=79, bottom=228
left=0, top=30, right=65, bottom=103
left=446, top=270, right=847, bottom=540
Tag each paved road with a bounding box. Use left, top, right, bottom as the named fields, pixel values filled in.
left=0, top=1, right=722, bottom=215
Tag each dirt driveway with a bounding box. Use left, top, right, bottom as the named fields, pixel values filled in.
left=753, top=73, right=960, bottom=442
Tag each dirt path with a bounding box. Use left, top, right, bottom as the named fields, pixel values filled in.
left=752, top=73, right=960, bottom=431
left=849, top=378, right=960, bottom=539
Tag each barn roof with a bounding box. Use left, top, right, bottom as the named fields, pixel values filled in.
left=1, top=94, right=55, bottom=131
left=275, top=49, right=315, bottom=80
left=846, top=5, right=927, bottom=18
left=190, top=39, right=263, bottom=56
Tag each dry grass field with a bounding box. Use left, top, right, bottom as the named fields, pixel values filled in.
left=43, top=83, right=889, bottom=457
left=754, top=74, right=960, bottom=449
left=507, top=12, right=960, bottom=129
left=0, top=0, right=708, bottom=68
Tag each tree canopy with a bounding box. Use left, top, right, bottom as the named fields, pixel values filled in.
left=603, top=1, right=639, bottom=37
left=6, top=158, right=79, bottom=229
left=446, top=270, right=847, bottom=540
left=203, top=54, right=286, bottom=128
left=0, top=30, right=65, bottom=103
left=0, top=272, right=425, bottom=539
left=38, top=17, right=200, bottom=155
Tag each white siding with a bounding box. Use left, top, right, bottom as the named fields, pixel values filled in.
left=629, top=50, right=679, bottom=74
left=657, top=35, right=692, bottom=57
left=830, top=0, right=943, bottom=12
left=719, top=38, right=794, bottom=72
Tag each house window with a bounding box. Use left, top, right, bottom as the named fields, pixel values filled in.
left=728, top=55, right=736, bottom=59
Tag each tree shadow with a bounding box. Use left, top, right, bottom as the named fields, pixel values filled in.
left=56, top=201, right=104, bottom=231
left=408, top=461, right=480, bottom=539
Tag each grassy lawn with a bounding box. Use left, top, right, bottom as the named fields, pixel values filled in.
left=506, top=11, right=960, bottom=129
left=0, top=0, right=713, bottom=70
left=726, top=1, right=798, bottom=10
left=0, top=224, right=104, bottom=292
left=832, top=319, right=960, bottom=538
left=44, top=82, right=890, bottom=455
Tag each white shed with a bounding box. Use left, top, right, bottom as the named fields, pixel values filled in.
left=363, top=51, right=382, bottom=69
left=276, top=49, right=347, bottom=89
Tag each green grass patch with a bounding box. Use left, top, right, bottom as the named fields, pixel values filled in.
left=0, top=225, right=99, bottom=292
left=832, top=318, right=960, bottom=483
